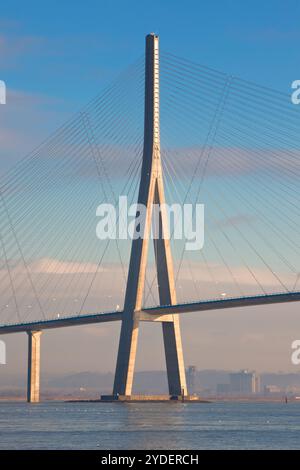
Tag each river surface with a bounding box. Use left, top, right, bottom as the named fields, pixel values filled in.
left=0, top=401, right=299, bottom=449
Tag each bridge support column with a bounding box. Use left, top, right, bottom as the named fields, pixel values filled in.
left=162, top=316, right=187, bottom=396
left=112, top=33, right=187, bottom=399
left=27, top=330, right=42, bottom=403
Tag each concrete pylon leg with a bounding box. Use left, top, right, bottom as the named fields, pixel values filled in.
left=153, top=183, right=187, bottom=396
left=162, top=317, right=187, bottom=396
left=27, top=330, right=42, bottom=403
left=113, top=313, right=140, bottom=396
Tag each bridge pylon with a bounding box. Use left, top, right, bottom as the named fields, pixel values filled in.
left=112, top=33, right=187, bottom=398
left=27, top=330, right=42, bottom=403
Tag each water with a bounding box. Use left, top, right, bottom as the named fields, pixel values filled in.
left=0, top=401, right=300, bottom=450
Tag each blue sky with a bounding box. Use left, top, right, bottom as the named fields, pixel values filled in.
left=3, top=1, right=300, bottom=86
left=1, top=1, right=300, bottom=109
left=0, top=0, right=299, bottom=169
left=0, top=0, right=299, bottom=170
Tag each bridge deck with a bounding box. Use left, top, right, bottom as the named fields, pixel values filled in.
left=0, top=291, right=299, bottom=335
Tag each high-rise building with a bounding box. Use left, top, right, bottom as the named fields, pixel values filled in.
left=229, top=370, right=260, bottom=395
left=186, top=366, right=197, bottom=394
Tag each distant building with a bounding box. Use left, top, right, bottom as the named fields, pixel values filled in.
left=264, top=385, right=281, bottom=395
left=229, top=370, right=260, bottom=395
left=186, top=366, right=197, bottom=394
left=216, top=383, right=230, bottom=395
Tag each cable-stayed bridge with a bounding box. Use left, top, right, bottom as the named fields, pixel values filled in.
left=0, top=34, right=299, bottom=402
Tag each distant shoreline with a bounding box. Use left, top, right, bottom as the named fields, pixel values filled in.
left=0, top=396, right=299, bottom=403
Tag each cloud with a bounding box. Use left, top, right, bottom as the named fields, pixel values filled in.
left=0, top=254, right=297, bottom=329
left=29, top=257, right=102, bottom=274
left=162, top=145, right=300, bottom=178
left=0, top=88, right=71, bottom=172
left=0, top=127, right=38, bottom=155
left=0, top=34, right=44, bottom=68
left=214, top=214, right=256, bottom=229
left=175, top=259, right=296, bottom=289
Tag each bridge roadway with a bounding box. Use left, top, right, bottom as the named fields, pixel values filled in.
left=0, top=291, right=299, bottom=334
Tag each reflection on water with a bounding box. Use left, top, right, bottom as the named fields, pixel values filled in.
left=0, top=401, right=300, bottom=449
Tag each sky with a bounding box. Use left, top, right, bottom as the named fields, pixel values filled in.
left=1, top=0, right=300, bottom=167
left=0, top=0, right=300, bottom=388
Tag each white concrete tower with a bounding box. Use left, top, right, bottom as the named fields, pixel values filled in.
left=113, top=33, right=187, bottom=397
